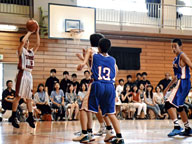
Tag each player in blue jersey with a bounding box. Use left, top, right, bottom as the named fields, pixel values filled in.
left=164, top=38, right=192, bottom=137
left=83, top=38, right=124, bottom=144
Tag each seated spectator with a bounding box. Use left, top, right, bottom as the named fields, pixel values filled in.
left=153, top=86, right=165, bottom=114
left=45, top=69, right=59, bottom=96
left=65, top=84, right=79, bottom=120
left=116, top=79, right=124, bottom=104
left=80, top=70, right=91, bottom=87
left=71, top=73, right=80, bottom=94
left=115, top=79, right=124, bottom=117
left=157, top=73, right=171, bottom=90
left=125, top=75, right=133, bottom=88
left=77, top=83, right=87, bottom=109
left=34, top=83, right=52, bottom=115
left=2, top=80, right=16, bottom=111
left=2, top=80, right=23, bottom=122
left=140, top=72, right=151, bottom=88
left=50, top=83, right=65, bottom=121
left=60, top=71, right=72, bottom=94
left=132, top=85, right=147, bottom=119
left=120, top=85, right=135, bottom=119
left=134, top=73, right=142, bottom=87
left=144, top=85, right=164, bottom=119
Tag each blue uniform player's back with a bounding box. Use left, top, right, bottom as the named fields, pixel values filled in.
left=91, top=53, right=116, bottom=83
left=88, top=53, right=117, bottom=116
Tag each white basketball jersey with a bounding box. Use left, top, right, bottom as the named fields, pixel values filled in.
left=18, top=47, right=34, bottom=72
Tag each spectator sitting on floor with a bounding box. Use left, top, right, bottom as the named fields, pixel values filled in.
left=45, top=69, right=59, bottom=96
left=77, top=83, right=87, bottom=109
left=144, top=85, right=164, bottom=119
left=50, top=82, right=65, bottom=121
left=65, top=84, right=79, bottom=121
left=2, top=80, right=23, bottom=122
left=120, top=84, right=135, bottom=119
left=153, top=86, right=166, bottom=115
left=34, top=83, right=52, bottom=115
left=132, top=85, right=147, bottom=119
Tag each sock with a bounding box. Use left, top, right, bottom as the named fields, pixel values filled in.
left=29, top=112, right=33, bottom=118
left=173, top=119, right=180, bottom=129
left=82, top=130, right=87, bottom=134
left=116, top=133, right=122, bottom=138
left=106, top=125, right=112, bottom=130
left=12, top=111, right=17, bottom=118
left=87, top=129, right=93, bottom=133
left=184, top=121, right=190, bottom=130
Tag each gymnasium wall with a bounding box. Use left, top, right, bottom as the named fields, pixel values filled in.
left=0, top=32, right=192, bottom=91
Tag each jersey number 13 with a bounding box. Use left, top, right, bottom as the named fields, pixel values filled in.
left=98, top=66, right=111, bottom=81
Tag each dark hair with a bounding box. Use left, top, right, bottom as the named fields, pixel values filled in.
left=172, top=38, right=182, bottom=47
left=121, top=84, right=131, bottom=96
left=37, top=83, right=44, bottom=92
left=142, top=72, right=147, bottom=76
left=63, top=71, right=69, bottom=75
left=146, top=85, right=153, bottom=98
left=90, top=33, right=104, bottom=47
left=53, top=82, right=60, bottom=91
left=67, top=83, right=74, bottom=93
left=132, top=84, right=138, bottom=93
left=6, top=80, right=12, bottom=86
left=72, top=73, right=77, bottom=78
left=136, top=73, right=142, bottom=77
left=127, top=75, right=132, bottom=79
left=20, top=35, right=25, bottom=42
left=155, top=85, right=162, bottom=92
left=118, top=79, right=124, bottom=83
left=98, top=38, right=111, bottom=53
left=79, top=83, right=88, bottom=91
left=84, top=70, right=90, bottom=75
left=50, top=69, right=56, bottom=73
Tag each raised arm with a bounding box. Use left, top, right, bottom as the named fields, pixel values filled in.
left=18, top=32, right=33, bottom=56
left=77, top=48, right=92, bottom=71
left=33, top=25, right=40, bottom=54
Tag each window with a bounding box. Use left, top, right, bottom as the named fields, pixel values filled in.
left=108, top=47, right=142, bottom=70
left=77, top=0, right=147, bottom=12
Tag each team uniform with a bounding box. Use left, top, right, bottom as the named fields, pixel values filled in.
left=167, top=52, right=191, bottom=108
left=80, top=47, right=98, bottom=111
left=16, top=47, right=34, bottom=99
left=88, top=53, right=116, bottom=116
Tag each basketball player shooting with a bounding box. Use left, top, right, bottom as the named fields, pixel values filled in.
left=11, top=20, right=40, bottom=129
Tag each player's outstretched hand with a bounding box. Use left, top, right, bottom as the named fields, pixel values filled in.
left=77, top=63, right=85, bottom=71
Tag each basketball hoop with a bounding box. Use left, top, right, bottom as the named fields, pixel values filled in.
left=69, top=29, right=84, bottom=45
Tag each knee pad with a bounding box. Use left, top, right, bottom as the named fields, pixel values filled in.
left=164, top=102, right=174, bottom=110
left=177, top=106, right=184, bottom=112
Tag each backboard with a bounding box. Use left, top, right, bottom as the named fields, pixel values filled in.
left=48, top=3, right=96, bottom=40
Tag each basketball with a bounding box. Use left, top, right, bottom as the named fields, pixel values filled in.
left=26, top=19, right=38, bottom=32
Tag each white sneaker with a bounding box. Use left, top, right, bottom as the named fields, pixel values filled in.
left=95, top=127, right=106, bottom=136
left=88, top=132, right=95, bottom=142
left=72, top=133, right=89, bottom=143
left=104, top=130, right=115, bottom=142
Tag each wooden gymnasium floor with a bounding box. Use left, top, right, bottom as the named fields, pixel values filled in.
left=1, top=120, right=192, bottom=144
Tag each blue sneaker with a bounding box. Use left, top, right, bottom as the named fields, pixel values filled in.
left=179, top=128, right=192, bottom=136
left=111, top=137, right=125, bottom=144
left=168, top=128, right=183, bottom=137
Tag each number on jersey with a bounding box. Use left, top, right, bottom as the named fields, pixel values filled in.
left=98, top=66, right=111, bottom=81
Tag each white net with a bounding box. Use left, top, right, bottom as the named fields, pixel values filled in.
left=69, top=29, right=84, bottom=45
